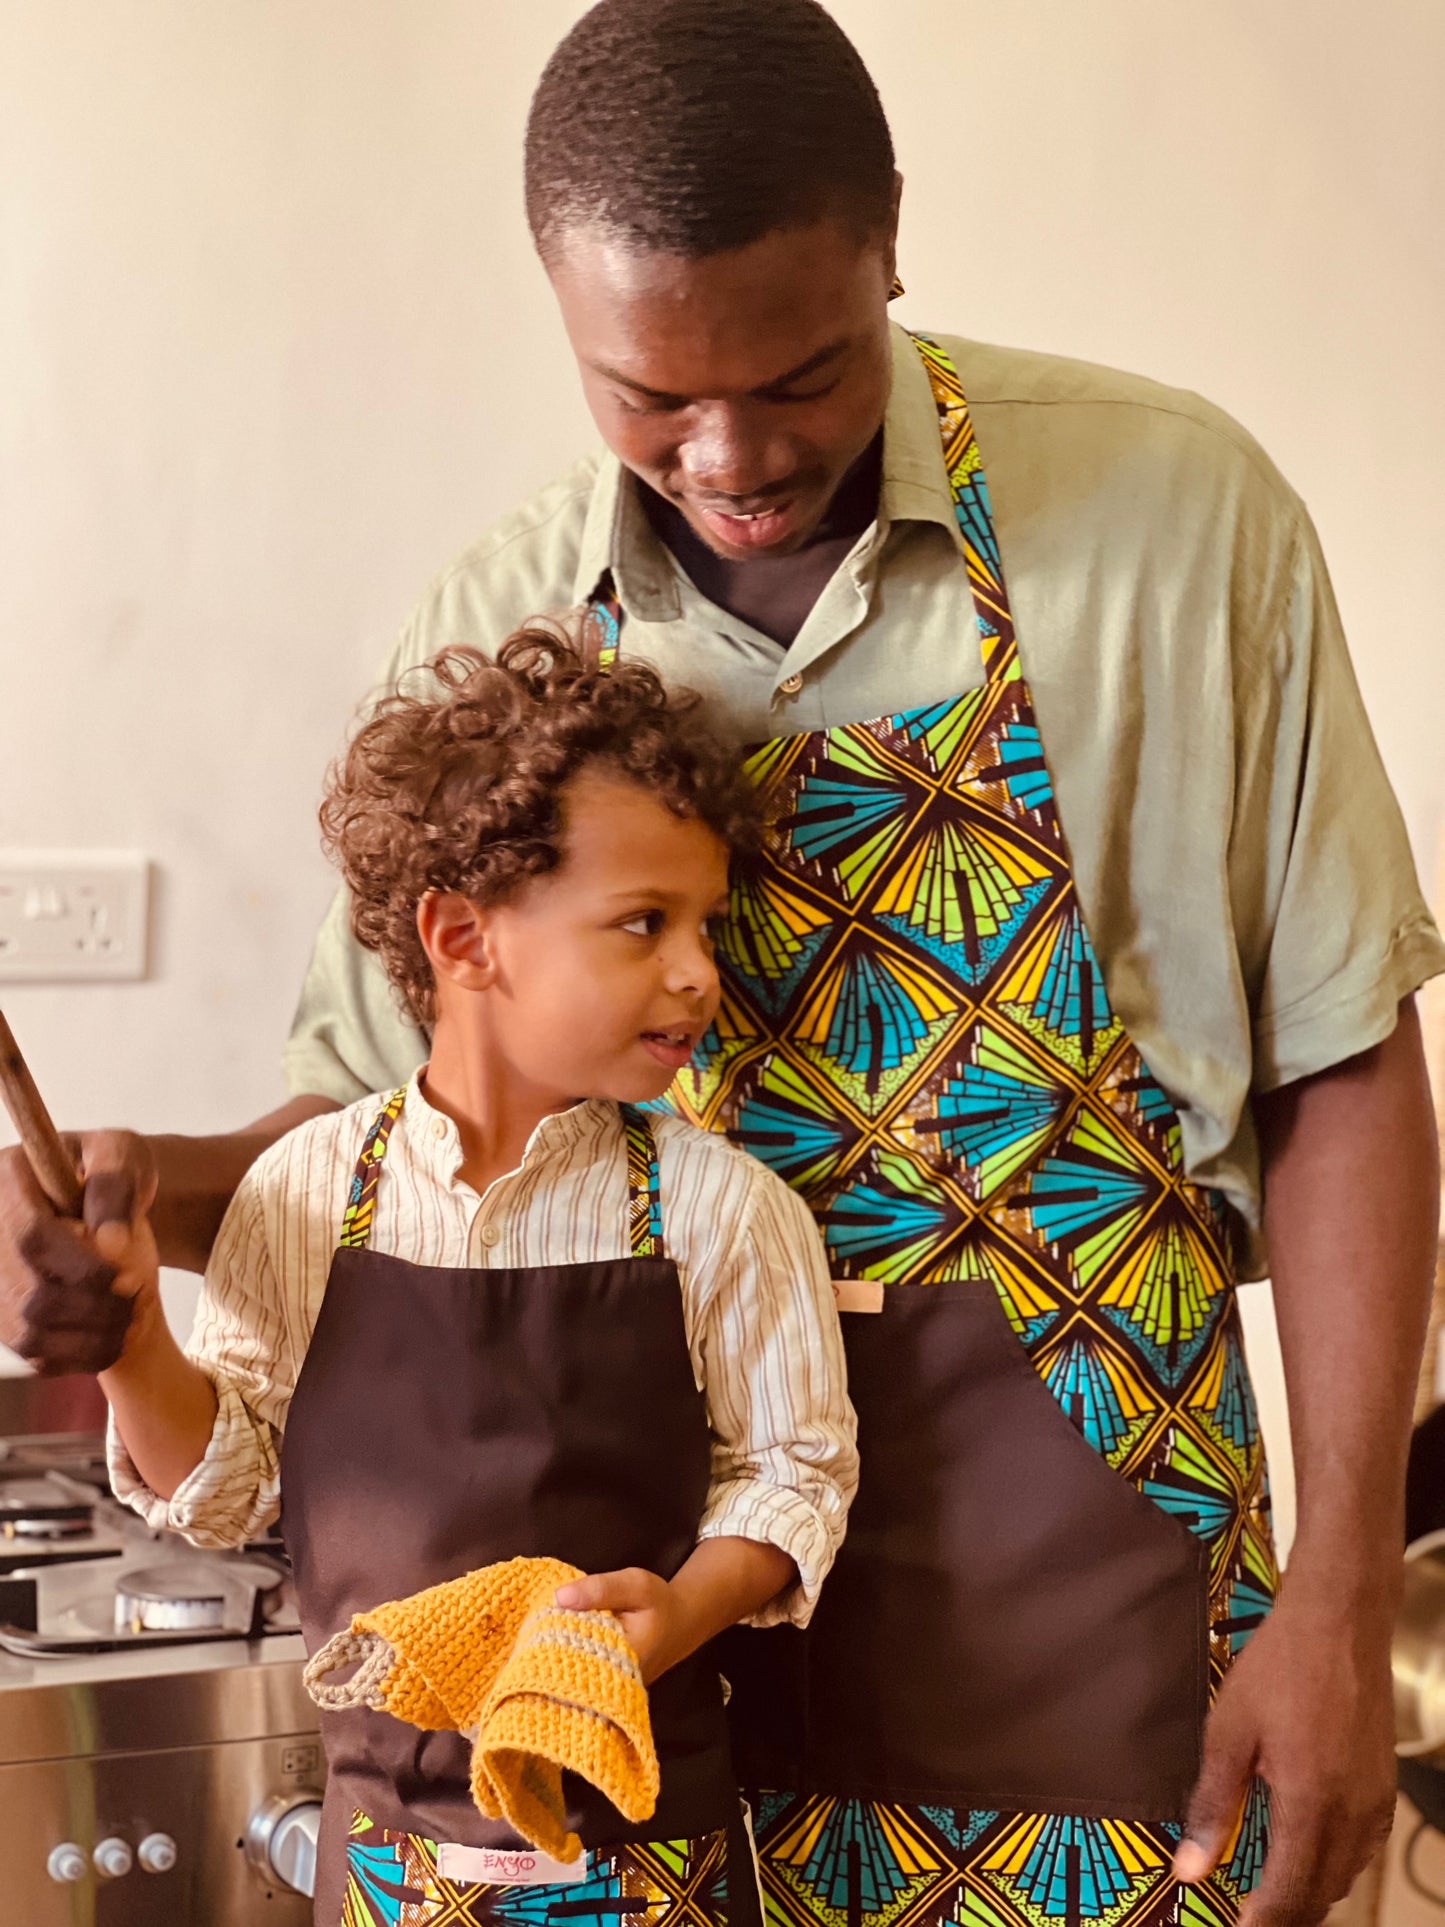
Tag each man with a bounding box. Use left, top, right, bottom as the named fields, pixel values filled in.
left=2, top=3, right=1440, bottom=1921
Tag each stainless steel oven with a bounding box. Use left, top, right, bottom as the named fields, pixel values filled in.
left=0, top=1389, right=325, bottom=1922
left=3, top=1637, right=324, bottom=1922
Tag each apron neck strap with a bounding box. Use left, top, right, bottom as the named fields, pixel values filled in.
left=338, top=1086, right=407, bottom=1250
left=337, top=1087, right=667, bottom=1262
left=910, top=332, right=1019, bottom=689
left=618, top=1103, right=666, bottom=1259
left=581, top=581, right=623, bottom=672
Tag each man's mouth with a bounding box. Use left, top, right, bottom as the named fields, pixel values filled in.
left=692, top=497, right=803, bottom=553
left=640, top=1027, right=701, bottom=1071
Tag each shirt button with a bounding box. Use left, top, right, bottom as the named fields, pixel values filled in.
left=479, top=1222, right=500, bottom=1248
left=779, top=673, right=803, bottom=696
left=431, top=1116, right=448, bottom=1141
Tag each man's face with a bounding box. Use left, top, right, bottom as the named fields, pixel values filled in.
left=547, top=217, right=896, bottom=560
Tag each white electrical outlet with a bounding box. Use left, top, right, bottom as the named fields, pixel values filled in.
left=0, top=851, right=149, bottom=982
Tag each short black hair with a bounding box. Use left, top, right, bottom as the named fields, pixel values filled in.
left=524, top=0, right=896, bottom=261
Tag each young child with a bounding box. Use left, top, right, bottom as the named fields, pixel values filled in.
left=99, top=632, right=857, bottom=1925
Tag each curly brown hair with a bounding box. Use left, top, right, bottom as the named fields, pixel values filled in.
left=319, top=627, right=766, bottom=1026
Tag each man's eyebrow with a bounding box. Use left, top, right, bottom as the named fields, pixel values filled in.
left=590, top=338, right=849, bottom=403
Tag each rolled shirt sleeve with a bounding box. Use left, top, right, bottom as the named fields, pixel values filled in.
left=1234, top=511, right=1445, bottom=1092
left=693, top=1159, right=859, bottom=1628
left=107, top=1172, right=291, bottom=1549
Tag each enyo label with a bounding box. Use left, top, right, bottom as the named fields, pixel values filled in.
left=436, top=1842, right=589, bottom=1887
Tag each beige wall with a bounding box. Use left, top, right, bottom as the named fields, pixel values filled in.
left=4, top=1, right=1444, bottom=1553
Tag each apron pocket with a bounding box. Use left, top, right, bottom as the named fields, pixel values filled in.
left=747, top=1280, right=1209, bottom=1822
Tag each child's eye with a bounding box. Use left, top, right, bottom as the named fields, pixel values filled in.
left=620, top=910, right=665, bottom=938
left=702, top=914, right=727, bottom=946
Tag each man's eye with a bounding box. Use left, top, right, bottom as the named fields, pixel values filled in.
left=776, top=383, right=839, bottom=404
left=615, top=393, right=683, bottom=416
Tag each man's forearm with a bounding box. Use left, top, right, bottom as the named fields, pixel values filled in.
left=1255, top=997, right=1437, bottom=1603
left=147, top=1094, right=340, bottom=1272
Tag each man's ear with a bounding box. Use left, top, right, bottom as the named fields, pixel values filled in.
left=417, top=891, right=498, bottom=992
left=883, top=170, right=904, bottom=294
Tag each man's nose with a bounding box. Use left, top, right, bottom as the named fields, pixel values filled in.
left=679, top=405, right=793, bottom=499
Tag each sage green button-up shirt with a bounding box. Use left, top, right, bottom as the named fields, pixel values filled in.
left=285, top=324, right=1444, bottom=1272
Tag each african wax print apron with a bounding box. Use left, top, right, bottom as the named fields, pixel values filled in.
left=280, top=1094, right=748, bottom=1927
left=587, top=336, right=1275, bottom=1925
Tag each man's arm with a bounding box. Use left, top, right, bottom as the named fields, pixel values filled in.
left=138, top=1094, right=342, bottom=1272
left=0, top=1093, right=338, bottom=1374
left=1175, top=997, right=1437, bottom=1921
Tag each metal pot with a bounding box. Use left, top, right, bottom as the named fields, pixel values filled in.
left=1394, top=1527, right=1445, bottom=1757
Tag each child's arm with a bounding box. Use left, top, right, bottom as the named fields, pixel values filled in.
left=556, top=1539, right=796, bottom=1683
left=96, top=1208, right=218, bottom=1498
left=558, top=1150, right=857, bottom=1681
left=101, top=1150, right=306, bottom=1550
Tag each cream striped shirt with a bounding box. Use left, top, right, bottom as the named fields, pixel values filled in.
left=109, top=1075, right=858, bottom=1627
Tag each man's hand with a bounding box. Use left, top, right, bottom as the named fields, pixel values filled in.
left=553, top=1568, right=688, bottom=1684
left=1, top=1094, right=343, bottom=1373
left=0, top=1132, right=157, bottom=1375
left=1175, top=999, right=1437, bottom=1921
left=1173, top=1587, right=1396, bottom=1921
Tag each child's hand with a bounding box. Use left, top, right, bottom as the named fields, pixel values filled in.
left=554, top=1568, right=684, bottom=1684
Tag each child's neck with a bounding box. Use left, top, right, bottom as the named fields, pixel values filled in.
left=421, top=1023, right=582, bottom=1198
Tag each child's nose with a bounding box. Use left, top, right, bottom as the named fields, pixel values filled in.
left=666, top=933, right=720, bottom=1000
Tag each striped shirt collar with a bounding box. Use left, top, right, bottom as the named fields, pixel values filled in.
left=405, top=1071, right=616, bottom=1192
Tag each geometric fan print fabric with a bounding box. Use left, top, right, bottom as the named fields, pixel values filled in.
left=657, top=337, right=1277, bottom=1701
left=341, top=1811, right=730, bottom=1927
left=609, top=334, right=1275, bottom=1918
left=743, top=1786, right=1270, bottom=1927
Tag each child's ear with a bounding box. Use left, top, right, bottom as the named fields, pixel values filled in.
left=417, top=891, right=498, bottom=992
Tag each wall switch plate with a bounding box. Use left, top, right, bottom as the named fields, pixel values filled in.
left=0, top=852, right=150, bottom=982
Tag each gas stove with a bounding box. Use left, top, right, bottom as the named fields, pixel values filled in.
left=0, top=1429, right=324, bottom=1922
left=0, top=1433, right=128, bottom=1573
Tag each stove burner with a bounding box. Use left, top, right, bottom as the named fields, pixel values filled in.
left=3, top=1514, right=94, bottom=1541
left=0, top=1477, right=95, bottom=1541
left=115, top=1565, right=232, bottom=1633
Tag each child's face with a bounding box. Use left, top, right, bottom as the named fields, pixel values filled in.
left=433, top=768, right=732, bottom=1106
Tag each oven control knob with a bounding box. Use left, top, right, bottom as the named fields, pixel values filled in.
left=138, top=1833, right=178, bottom=1874
left=246, top=1795, right=322, bottom=1899
left=47, top=1843, right=88, bottom=1884
left=94, top=1836, right=134, bottom=1879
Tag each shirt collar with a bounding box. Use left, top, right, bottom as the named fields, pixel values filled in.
left=404, top=1072, right=615, bottom=1189
left=569, top=320, right=965, bottom=613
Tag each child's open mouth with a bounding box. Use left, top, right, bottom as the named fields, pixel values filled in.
left=640, top=1028, right=700, bottom=1071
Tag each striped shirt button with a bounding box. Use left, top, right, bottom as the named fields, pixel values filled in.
left=479, top=1221, right=501, bottom=1248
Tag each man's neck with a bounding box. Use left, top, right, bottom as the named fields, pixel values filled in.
left=639, top=432, right=883, bottom=648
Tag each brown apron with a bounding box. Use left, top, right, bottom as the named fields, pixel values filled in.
left=279, top=1093, right=743, bottom=1925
